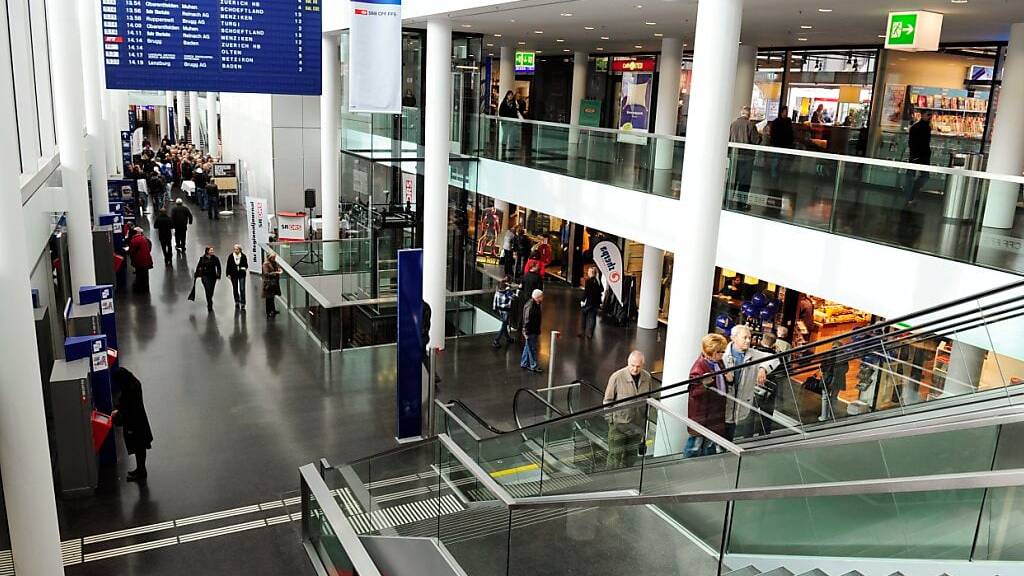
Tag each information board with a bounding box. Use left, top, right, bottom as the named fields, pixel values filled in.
left=102, top=0, right=322, bottom=95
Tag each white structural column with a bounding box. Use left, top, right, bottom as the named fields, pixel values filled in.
left=568, top=51, right=588, bottom=141
left=189, top=91, right=201, bottom=145
left=638, top=37, right=684, bottom=330
left=499, top=45, right=514, bottom=101
left=983, top=23, right=1024, bottom=229
left=733, top=45, right=757, bottom=118
left=79, top=0, right=109, bottom=216
left=47, top=0, right=96, bottom=288
left=108, top=90, right=130, bottom=176
left=206, top=92, right=219, bottom=156
left=176, top=90, right=186, bottom=139
left=424, top=19, right=452, bottom=349
left=321, top=33, right=341, bottom=271
left=657, top=0, right=744, bottom=451
left=0, top=41, right=65, bottom=575
left=165, top=91, right=176, bottom=141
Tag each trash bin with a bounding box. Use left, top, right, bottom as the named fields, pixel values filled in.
left=943, top=152, right=987, bottom=221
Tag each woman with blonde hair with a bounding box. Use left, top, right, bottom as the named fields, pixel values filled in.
left=684, top=333, right=730, bottom=457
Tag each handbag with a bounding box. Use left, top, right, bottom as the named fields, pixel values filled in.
left=187, top=279, right=197, bottom=301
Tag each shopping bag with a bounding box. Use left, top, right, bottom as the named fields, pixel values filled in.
left=187, top=279, right=197, bottom=302
left=91, top=410, right=113, bottom=453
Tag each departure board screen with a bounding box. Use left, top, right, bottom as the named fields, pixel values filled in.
left=102, top=0, right=322, bottom=95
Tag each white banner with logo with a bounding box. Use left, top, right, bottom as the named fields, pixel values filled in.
left=349, top=0, right=402, bottom=114
left=593, top=241, right=625, bottom=305
left=246, top=197, right=269, bottom=274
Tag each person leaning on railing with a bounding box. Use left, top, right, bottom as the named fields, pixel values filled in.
left=684, top=334, right=730, bottom=458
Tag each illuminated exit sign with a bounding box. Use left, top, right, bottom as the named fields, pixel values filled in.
left=885, top=11, right=943, bottom=52
left=514, top=51, right=535, bottom=74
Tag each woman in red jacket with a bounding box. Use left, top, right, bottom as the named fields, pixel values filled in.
left=128, top=227, right=154, bottom=293
left=684, top=333, right=730, bottom=458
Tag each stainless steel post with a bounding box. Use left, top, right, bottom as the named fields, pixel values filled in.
left=547, top=331, right=560, bottom=418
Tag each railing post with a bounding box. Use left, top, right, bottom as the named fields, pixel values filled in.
left=547, top=330, right=561, bottom=418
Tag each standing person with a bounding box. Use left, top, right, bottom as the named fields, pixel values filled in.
left=603, top=350, right=654, bottom=470
left=128, top=227, right=154, bottom=293
left=810, top=104, right=826, bottom=124
left=147, top=166, right=166, bottom=212
left=820, top=340, right=849, bottom=422
left=904, top=110, right=933, bottom=205
left=153, top=207, right=174, bottom=266
left=578, top=266, right=603, bottom=339
left=193, top=167, right=208, bottom=212
left=262, top=253, right=283, bottom=319
left=796, top=293, right=818, bottom=347
left=535, top=236, right=553, bottom=277
left=685, top=334, right=730, bottom=458
left=498, top=90, right=521, bottom=159
left=520, top=289, right=544, bottom=373
left=768, top=106, right=795, bottom=187
left=205, top=178, right=220, bottom=220
left=514, top=227, right=532, bottom=279
left=500, top=227, right=516, bottom=276
left=194, top=246, right=222, bottom=312
left=171, top=198, right=193, bottom=253
left=729, top=106, right=760, bottom=210
left=111, top=367, right=154, bottom=483
left=491, top=277, right=515, bottom=348
left=520, top=262, right=543, bottom=303
left=722, top=325, right=780, bottom=441
left=225, top=244, right=249, bottom=310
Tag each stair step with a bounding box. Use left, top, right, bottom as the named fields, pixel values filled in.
left=795, top=570, right=829, bottom=576
left=724, top=566, right=761, bottom=576
left=838, top=572, right=865, bottom=576
left=759, top=569, right=794, bottom=576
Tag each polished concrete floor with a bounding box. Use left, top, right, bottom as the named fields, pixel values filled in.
left=50, top=196, right=666, bottom=575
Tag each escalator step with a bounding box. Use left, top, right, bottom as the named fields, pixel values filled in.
left=723, top=566, right=762, bottom=576
left=759, top=568, right=795, bottom=576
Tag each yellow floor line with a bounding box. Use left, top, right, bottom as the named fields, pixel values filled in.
left=489, top=463, right=539, bottom=478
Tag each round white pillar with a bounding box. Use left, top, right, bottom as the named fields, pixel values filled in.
left=189, top=91, right=201, bottom=145
left=79, top=0, right=109, bottom=217
left=637, top=245, right=665, bottom=329
left=424, top=19, right=453, bottom=349
left=175, top=91, right=186, bottom=139
left=733, top=45, right=757, bottom=119
left=206, top=92, right=219, bottom=156
left=48, top=0, right=96, bottom=288
left=983, top=23, right=1024, bottom=229
left=656, top=0, right=744, bottom=454
left=321, top=33, right=342, bottom=271
left=165, top=91, right=175, bottom=141
left=568, top=51, right=588, bottom=139
left=499, top=45, right=514, bottom=103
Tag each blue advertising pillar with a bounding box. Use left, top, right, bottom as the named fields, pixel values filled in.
left=396, top=249, right=424, bottom=441
left=65, top=335, right=116, bottom=464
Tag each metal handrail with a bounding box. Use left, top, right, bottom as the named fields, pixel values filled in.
left=648, top=399, right=744, bottom=456
left=299, top=463, right=382, bottom=576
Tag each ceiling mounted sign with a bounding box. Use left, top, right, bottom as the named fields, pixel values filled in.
left=885, top=11, right=943, bottom=52
left=349, top=0, right=403, bottom=113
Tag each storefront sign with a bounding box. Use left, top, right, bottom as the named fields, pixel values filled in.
left=349, top=0, right=403, bottom=113
left=612, top=57, right=656, bottom=73
left=579, top=99, right=602, bottom=127
left=885, top=11, right=943, bottom=52
left=246, top=197, right=270, bottom=271
left=618, top=72, right=653, bottom=144
left=593, top=240, right=624, bottom=305
left=515, top=51, right=536, bottom=74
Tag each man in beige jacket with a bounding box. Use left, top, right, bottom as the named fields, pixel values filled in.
left=603, top=350, right=654, bottom=470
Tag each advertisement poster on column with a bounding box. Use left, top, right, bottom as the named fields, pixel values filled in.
left=246, top=197, right=269, bottom=273
left=593, top=240, right=624, bottom=305
left=618, top=72, right=653, bottom=145
left=349, top=0, right=403, bottom=113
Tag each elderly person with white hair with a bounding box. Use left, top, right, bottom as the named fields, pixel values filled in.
left=722, top=325, right=780, bottom=440
left=520, top=289, right=544, bottom=373
left=603, top=350, right=654, bottom=469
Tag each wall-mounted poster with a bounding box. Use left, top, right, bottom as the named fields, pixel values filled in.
left=881, top=84, right=908, bottom=128
left=618, top=72, right=653, bottom=144
left=476, top=206, right=503, bottom=263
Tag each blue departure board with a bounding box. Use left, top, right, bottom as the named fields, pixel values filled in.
left=102, top=0, right=322, bottom=95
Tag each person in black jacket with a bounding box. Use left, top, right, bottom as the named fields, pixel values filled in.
left=206, top=179, right=220, bottom=220
left=153, top=208, right=174, bottom=265
left=520, top=289, right=544, bottom=373
left=768, top=106, right=796, bottom=189
left=904, top=110, right=933, bottom=205
left=498, top=91, right=522, bottom=159
left=578, top=266, right=603, bottom=339
left=146, top=168, right=166, bottom=212
left=514, top=228, right=533, bottom=279
left=225, top=244, right=248, bottom=309
left=170, top=199, right=193, bottom=253
left=111, top=367, right=153, bottom=483
left=195, top=246, right=222, bottom=312
left=519, top=261, right=543, bottom=323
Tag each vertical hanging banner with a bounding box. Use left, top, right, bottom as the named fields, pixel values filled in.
left=349, top=0, right=403, bottom=113
left=593, top=241, right=625, bottom=305
left=246, top=197, right=270, bottom=273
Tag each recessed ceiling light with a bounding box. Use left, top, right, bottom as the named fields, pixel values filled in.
left=518, top=41, right=526, bottom=45
left=817, top=8, right=833, bottom=12
left=951, top=0, right=968, bottom=3
left=634, top=45, right=643, bottom=49
left=636, top=4, right=643, bottom=8
left=556, top=39, right=565, bottom=43
left=584, top=26, right=595, bottom=30
left=536, top=50, right=543, bottom=53
left=801, top=25, right=813, bottom=29
left=494, top=34, right=502, bottom=38
left=560, top=12, right=574, bottom=16
left=797, top=37, right=809, bottom=41
left=534, top=30, right=544, bottom=34
left=645, top=22, right=657, bottom=26
left=600, top=36, right=610, bottom=40
left=509, top=19, right=516, bottom=22
left=654, top=33, right=663, bottom=37
left=596, top=47, right=605, bottom=51
left=461, top=24, right=472, bottom=28
left=563, top=49, right=571, bottom=52
left=486, top=43, right=494, bottom=47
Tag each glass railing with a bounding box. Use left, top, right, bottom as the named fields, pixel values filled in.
left=302, top=415, right=1024, bottom=576
left=269, top=239, right=372, bottom=278
left=475, top=114, right=1024, bottom=276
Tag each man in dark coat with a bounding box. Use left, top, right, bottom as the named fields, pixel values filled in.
left=904, top=110, right=933, bottom=204
left=153, top=208, right=174, bottom=265
left=111, top=367, right=154, bottom=482
left=170, top=198, right=193, bottom=253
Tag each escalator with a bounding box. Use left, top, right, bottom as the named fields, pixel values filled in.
left=300, top=281, right=1024, bottom=575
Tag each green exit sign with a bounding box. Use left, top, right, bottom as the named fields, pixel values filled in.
left=887, top=13, right=918, bottom=45
left=885, top=11, right=943, bottom=52
left=515, top=51, right=535, bottom=74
